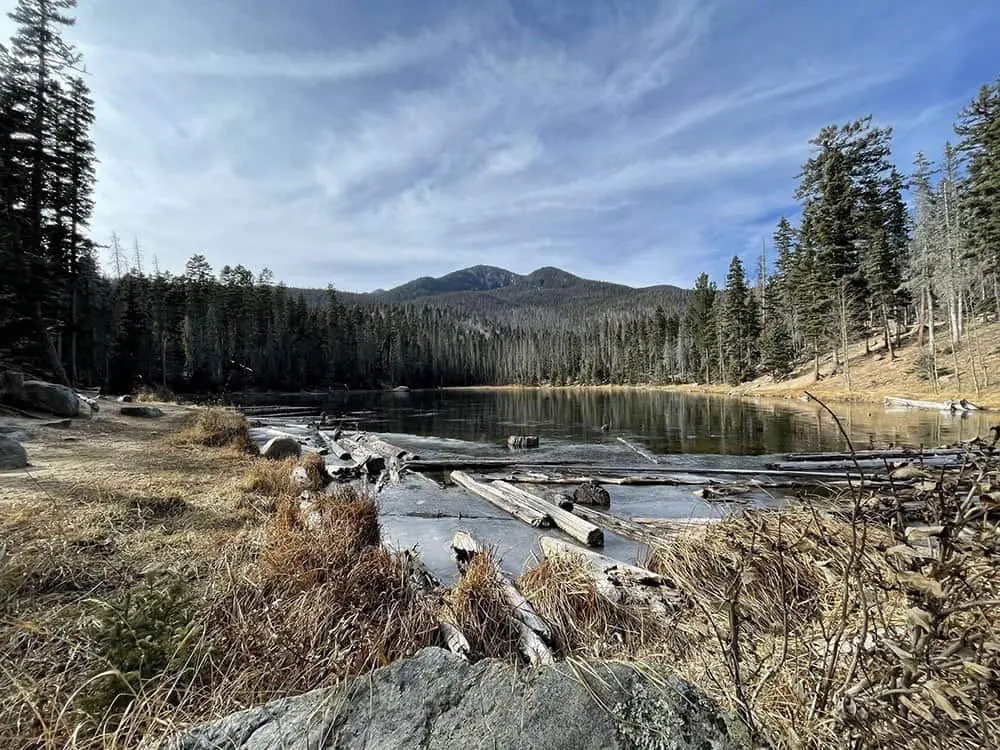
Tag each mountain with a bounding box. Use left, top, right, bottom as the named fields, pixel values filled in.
left=369, top=265, right=519, bottom=303
left=295, top=265, right=689, bottom=325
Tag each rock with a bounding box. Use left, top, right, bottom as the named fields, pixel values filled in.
left=262, top=436, right=301, bottom=461
left=42, top=419, right=72, bottom=429
left=574, top=480, right=611, bottom=507
left=162, top=647, right=750, bottom=750
left=118, top=394, right=133, bottom=402
left=0, top=370, right=26, bottom=401
left=0, top=435, right=28, bottom=470
left=20, top=380, right=90, bottom=418
left=120, top=405, right=164, bottom=419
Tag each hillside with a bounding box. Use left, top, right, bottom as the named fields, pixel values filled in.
left=294, top=265, right=689, bottom=324
left=690, top=319, right=1000, bottom=408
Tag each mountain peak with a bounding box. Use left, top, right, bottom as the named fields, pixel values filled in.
left=372, top=265, right=520, bottom=303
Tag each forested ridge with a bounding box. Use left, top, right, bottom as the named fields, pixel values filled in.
left=2, top=2, right=999, bottom=394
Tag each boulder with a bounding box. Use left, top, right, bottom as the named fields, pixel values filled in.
left=162, top=647, right=751, bottom=750
left=20, top=380, right=89, bottom=418
left=262, top=436, right=301, bottom=461
left=0, top=435, right=28, bottom=470
left=573, top=480, right=611, bottom=507
left=120, top=405, right=164, bottom=419
left=118, top=394, right=134, bottom=402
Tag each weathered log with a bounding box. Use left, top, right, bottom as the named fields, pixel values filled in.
left=315, top=429, right=352, bottom=460
left=493, top=481, right=604, bottom=547
left=698, top=484, right=754, bottom=502
left=400, top=549, right=471, bottom=660
left=337, top=433, right=387, bottom=475
left=451, top=531, right=553, bottom=665
left=573, top=480, right=611, bottom=507
left=782, top=447, right=965, bottom=463
left=538, top=536, right=678, bottom=615
left=631, top=517, right=718, bottom=537
left=616, top=436, right=658, bottom=464
left=564, top=503, right=658, bottom=546
left=450, top=471, right=552, bottom=528
left=354, top=433, right=419, bottom=461
left=884, top=396, right=983, bottom=412
left=507, top=435, right=540, bottom=449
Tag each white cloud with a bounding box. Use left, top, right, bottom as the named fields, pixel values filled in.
left=5, top=0, right=990, bottom=290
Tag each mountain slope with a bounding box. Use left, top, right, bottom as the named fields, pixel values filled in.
left=369, top=265, right=520, bottom=303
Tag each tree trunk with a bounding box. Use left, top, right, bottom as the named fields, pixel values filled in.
left=34, top=301, right=70, bottom=386
left=881, top=302, right=894, bottom=359
left=927, top=288, right=938, bottom=392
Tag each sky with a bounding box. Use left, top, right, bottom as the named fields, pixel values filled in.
left=1, top=0, right=998, bottom=292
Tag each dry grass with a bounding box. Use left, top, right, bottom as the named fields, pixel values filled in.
left=519, top=552, right=670, bottom=658
left=239, top=456, right=297, bottom=497
left=134, top=386, right=176, bottom=404
left=171, top=408, right=257, bottom=454
left=441, top=549, right=522, bottom=662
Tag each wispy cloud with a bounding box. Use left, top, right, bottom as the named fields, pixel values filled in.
left=5, top=0, right=996, bottom=289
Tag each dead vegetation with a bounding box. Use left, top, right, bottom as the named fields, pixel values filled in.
left=170, top=408, right=257, bottom=454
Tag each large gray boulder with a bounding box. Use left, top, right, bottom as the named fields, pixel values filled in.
left=21, top=380, right=90, bottom=418
left=162, top=647, right=752, bottom=750
left=261, top=436, right=301, bottom=460
left=0, top=435, right=28, bottom=470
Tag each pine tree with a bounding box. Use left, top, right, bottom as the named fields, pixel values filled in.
left=683, top=273, right=717, bottom=383
left=718, top=256, right=759, bottom=384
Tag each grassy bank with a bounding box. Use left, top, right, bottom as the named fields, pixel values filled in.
left=3, top=405, right=998, bottom=748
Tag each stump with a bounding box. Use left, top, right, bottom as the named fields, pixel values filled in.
left=507, top=435, right=540, bottom=449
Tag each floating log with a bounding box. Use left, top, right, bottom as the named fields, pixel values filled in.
left=564, top=503, right=658, bottom=546
left=493, top=481, right=604, bottom=547
left=451, top=531, right=553, bottom=665
left=573, top=480, right=611, bottom=507
left=507, top=435, right=540, bottom=449
left=884, top=396, right=984, bottom=412
left=616, top=436, right=658, bottom=464
left=450, top=471, right=552, bottom=528
left=782, top=447, right=966, bottom=462
left=769, top=456, right=961, bottom=473
left=538, top=536, right=678, bottom=615
left=698, top=484, right=754, bottom=502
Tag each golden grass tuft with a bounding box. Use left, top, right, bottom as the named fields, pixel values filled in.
left=172, top=408, right=257, bottom=454
left=195, top=483, right=437, bottom=707
left=519, top=552, right=669, bottom=658
left=298, top=451, right=330, bottom=490
left=240, top=457, right=297, bottom=497
left=440, top=549, right=522, bottom=661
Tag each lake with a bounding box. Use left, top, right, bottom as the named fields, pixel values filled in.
left=241, top=387, right=993, bottom=455
left=241, top=389, right=994, bottom=580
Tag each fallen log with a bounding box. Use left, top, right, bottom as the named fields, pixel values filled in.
left=782, top=447, right=966, bottom=462
left=538, top=536, right=678, bottom=615
left=451, top=531, right=553, bottom=665
left=616, top=436, right=658, bottom=464
left=631, top=517, right=718, bottom=537
left=355, top=433, right=419, bottom=461
left=563, top=503, right=658, bottom=546
left=336, top=433, right=387, bottom=476
left=450, top=471, right=552, bottom=528
left=884, top=396, right=983, bottom=412
left=400, top=549, right=471, bottom=660
left=315, top=429, right=352, bottom=460
left=493, top=481, right=604, bottom=547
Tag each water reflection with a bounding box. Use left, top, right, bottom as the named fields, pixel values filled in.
left=235, top=389, right=993, bottom=456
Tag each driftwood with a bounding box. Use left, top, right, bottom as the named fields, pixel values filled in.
left=354, top=433, right=419, bottom=461
left=538, top=536, right=679, bottom=615
left=884, top=396, right=984, bottom=412
left=450, top=471, right=552, bottom=528
left=451, top=531, right=553, bottom=665
left=492, top=481, right=604, bottom=547
left=782, top=447, right=966, bottom=463
left=616, top=436, right=658, bottom=464
left=336, top=433, right=387, bottom=476
left=631, top=517, right=718, bottom=537
left=400, top=549, right=471, bottom=660
left=315, top=429, right=352, bottom=460
left=563, top=502, right=658, bottom=546
left=507, top=435, right=540, bottom=449
left=573, top=481, right=611, bottom=507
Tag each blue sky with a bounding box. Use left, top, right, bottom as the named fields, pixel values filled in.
left=2, top=0, right=998, bottom=291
